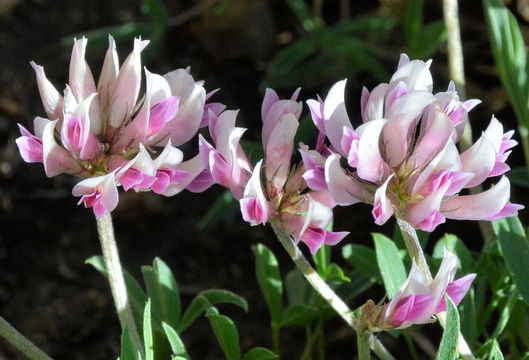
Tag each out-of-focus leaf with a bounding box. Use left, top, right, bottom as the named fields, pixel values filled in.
left=142, top=0, right=169, bottom=28
left=253, top=244, right=283, bottom=323
left=492, top=217, right=529, bottom=305
left=323, top=263, right=351, bottom=283
left=492, top=290, right=519, bottom=338
left=342, top=244, right=382, bottom=282
left=483, top=0, right=528, bottom=126
left=433, top=234, right=474, bottom=274
left=507, top=166, right=529, bottom=188
left=373, top=233, right=407, bottom=298
left=196, top=190, right=239, bottom=231
left=206, top=307, right=241, bottom=360
left=177, top=289, right=248, bottom=333
left=414, top=20, right=446, bottom=59
left=330, top=16, right=396, bottom=37
left=279, top=305, right=314, bottom=327
left=240, top=140, right=265, bottom=165
left=242, top=347, right=278, bottom=360
left=313, top=244, right=330, bottom=275
left=436, top=295, right=460, bottom=360
left=459, top=289, right=477, bottom=349
left=477, top=339, right=505, bottom=360
left=404, top=0, right=422, bottom=48
left=285, top=269, right=313, bottom=306
left=121, top=326, right=142, bottom=360
left=285, top=0, right=316, bottom=31
left=61, top=23, right=155, bottom=48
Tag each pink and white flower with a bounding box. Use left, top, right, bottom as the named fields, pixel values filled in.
left=379, top=250, right=475, bottom=330
left=305, top=54, right=523, bottom=231
left=16, top=35, right=219, bottom=218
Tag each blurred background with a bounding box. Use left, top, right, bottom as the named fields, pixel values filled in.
left=0, top=0, right=528, bottom=359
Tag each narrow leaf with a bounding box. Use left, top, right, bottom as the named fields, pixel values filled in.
left=342, top=244, right=382, bottom=282
left=177, top=289, right=248, bottom=333
left=492, top=217, right=529, bottom=305
left=252, top=244, right=283, bottom=323
left=279, top=305, right=314, bottom=327
left=206, top=308, right=241, bottom=360
left=121, top=326, right=141, bottom=360
left=162, top=322, right=186, bottom=356
left=436, top=295, right=460, bottom=360
left=144, top=300, right=154, bottom=360
left=373, top=233, right=407, bottom=298
left=242, top=347, right=278, bottom=360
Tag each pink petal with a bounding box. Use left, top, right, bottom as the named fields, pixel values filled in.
left=434, top=274, right=476, bottom=313
left=147, top=95, right=180, bottom=137
left=485, top=202, right=524, bottom=221
left=324, top=154, right=372, bottom=205
left=265, top=113, right=298, bottom=189
left=30, top=61, right=63, bottom=121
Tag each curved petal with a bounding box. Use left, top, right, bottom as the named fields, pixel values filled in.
left=324, top=154, right=372, bottom=205
left=356, top=119, right=388, bottom=182
left=441, top=176, right=511, bottom=220
left=323, top=80, right=353, bottom=155
left=30, top=61, right=63, bottom=121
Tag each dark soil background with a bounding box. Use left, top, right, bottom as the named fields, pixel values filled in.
left=1, top=0, right=528, bottom=359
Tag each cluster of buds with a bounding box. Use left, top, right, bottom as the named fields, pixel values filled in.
left=16, top=36, right=222, bottom=218
left=303, top=54, right=523, bottom=231
left=360, top=250, right=475, bottom=331
left=199, top=89, right=348, bottom=254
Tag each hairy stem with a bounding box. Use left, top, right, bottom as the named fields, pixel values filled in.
left=96, top=212, right=144, bottom=356
left=0, top=316, right=54, bottom=360
left=397, top=218, right=475, bottom=359
left=270, top=219, right=395, bottom=360
left=357, top=331, right=371, bottom=360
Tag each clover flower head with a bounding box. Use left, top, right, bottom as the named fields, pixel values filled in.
left=16, top=35, right=219, bottom=218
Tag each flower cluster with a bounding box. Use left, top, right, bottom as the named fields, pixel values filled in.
left=360, top=249, right=475, bottom=331
left=303, top=54, right=523, bottom=231
left=199, top=89, right=347, bottom=254
left=16, top=36, right=221, bottom=218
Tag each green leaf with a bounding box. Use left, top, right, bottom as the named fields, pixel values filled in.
left=121, top=326, right=142, bottom=360
left=240, top=140, right=264, bottom=165
left=242, top=347, right=278, bottom=360
left=491, top=290, right=518, bottom=338
left=142, top=258, right=181, bottom=329
left=458, top=289, right=477, bottom=349
left=330, top=16, right=396, bottom=37
left=284, top=0, right=316, bottom=31
left=433, top=234, right=474, bottom=274
left=144, top=300, right=154, bottom=360
left=413, top=20, right=447, bottom=59
left=342, top=244, right=382, bottom=282
left=279, top=305, right=314, bottom=327
left=477, top=339, right=505, bottom=360
left=436, top=294, right=460, bottom=360
left=252, top=244, right=283, bottom=323
left=492, top=217, right=529, bottom=305
left=404, top=0, right=422, bottom=49
left=373, top=233, right=407, bottom=298
left=312, top=244, right=330, bottom=274
left=206, top=307, right=241, bottom=360
left=483, top=0, right=528, bottom=126
left=196, top=190, right=239, bottom=231
left=285, top=269, right=313, bottom=306
left=162, top=322, right=186, bottom=356
left=323, top=263, right=351, bottom=283
left=86, top=256, right=147, bottom=330
left=142, top=0, right=169, bottom=28
left=177, top=290, right=248, bottom=333
left=507, top=166, right=529, bottom=188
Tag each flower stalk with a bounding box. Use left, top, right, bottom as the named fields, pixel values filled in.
left=96, top=212, right=144, bottom=356
left=0, top=316, right=54, bottom=360
left=270, top=219, right=395, bottom=360
left=357, top=330, right=371, bottom=360
left=396, top=218, right=475, bottom=360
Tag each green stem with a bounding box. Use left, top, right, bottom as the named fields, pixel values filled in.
left=404, top=330, right=419, bottom=360
left=272, top=322, right=280, bottom=356
left=96, top=212, right=144, bottom=356
left=0, top=316, right=54, bottom=360
left=397, top=218, right=475, bottom=360
left=357, top=331, right=371, bottom=360
left=317, top=310, right=325, bottom=360
left=270, top=219, right=395, bottom=360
